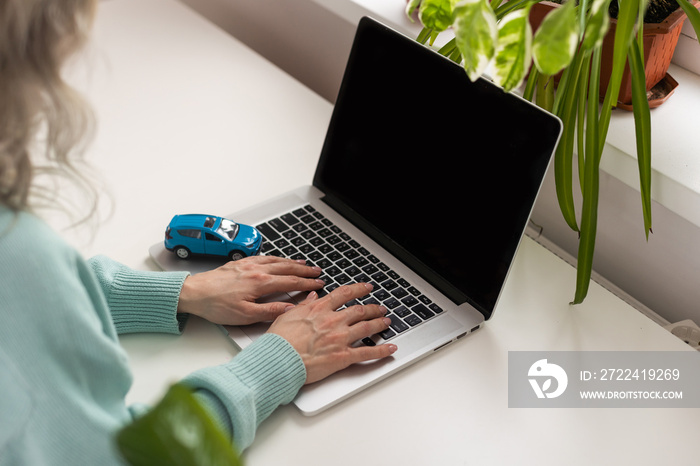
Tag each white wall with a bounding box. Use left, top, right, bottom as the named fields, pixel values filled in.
left=177, top=0, right=700, bottom=326
left=178, top=0, right=355, bottom=102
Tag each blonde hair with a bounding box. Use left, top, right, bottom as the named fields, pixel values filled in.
left=0, top=0, right=99, bottom=222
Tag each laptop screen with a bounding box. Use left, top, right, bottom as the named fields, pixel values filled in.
left=313, top=18, right=561, bottom=319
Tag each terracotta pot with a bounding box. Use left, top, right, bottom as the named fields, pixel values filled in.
left=529, top=0, right=700, bottom=109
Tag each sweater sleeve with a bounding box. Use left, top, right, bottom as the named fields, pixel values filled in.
left=87, top=255, right=190, bottom=335
left=182, top=333, right=306, bottom=451
left=88, top=255, right=307, bottom=450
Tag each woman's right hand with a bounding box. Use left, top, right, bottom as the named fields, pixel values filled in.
left=266, top=282, right=398, bottom=384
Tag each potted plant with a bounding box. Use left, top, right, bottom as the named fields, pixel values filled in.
left=406, top=0, right=700, bottom=304
left=529, top=0, right=700, bottom=109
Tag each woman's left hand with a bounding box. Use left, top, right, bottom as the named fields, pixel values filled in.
left=176, top=256, right=324, bottom=325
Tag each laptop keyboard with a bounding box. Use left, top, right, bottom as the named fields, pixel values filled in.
left=256, top=204, right=443, bottom=345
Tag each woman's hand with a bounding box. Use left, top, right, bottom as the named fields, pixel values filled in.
left=267, top=282, right=398, bottom=384
left=177, top=255, right=324, bottom=325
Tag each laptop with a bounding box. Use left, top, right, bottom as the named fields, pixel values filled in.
left=149, top=17, right=562, bottom=415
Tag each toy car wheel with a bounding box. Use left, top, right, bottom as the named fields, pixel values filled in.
left=229, top=250, right=245, bottom=261
left=174, top=246, right=191, bottom=260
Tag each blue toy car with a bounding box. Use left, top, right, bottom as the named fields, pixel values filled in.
left=165, top=214, right=262, bottom=261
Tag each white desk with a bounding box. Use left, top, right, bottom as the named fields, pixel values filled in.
left=64, top=1, right=698, bottom=464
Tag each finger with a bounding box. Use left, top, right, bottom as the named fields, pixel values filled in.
left=342, top=303, right=387, bottom=325
left=320, top=283, right=373, bottom=311
left=255, top=275, right=325, bottom=296
left=346, top=315, right=392, bottom=344
left=265, top=260, right=323, bottom=278
left=240, top=255, right=297, bottom=265
left=346, top=343, right=398, bottom=365
left=247, top=255, right=321, bottom=277
left=246, top=301, right=297, bottom=322
left=297, top=290, right=318, bottom=305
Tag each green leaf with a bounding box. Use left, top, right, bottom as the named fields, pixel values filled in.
left=582, top=0, right=612, bottom=50
left=628, top=39, right=653, bottom=239
left=492, top=6, right=532, bottom=91
left=416, top=26, right=434, bottom=45
left=599, top=0, right=639, bottom=110
left=674, top=0, right=700, bottom=40
left=572, top=47, right=604, bottom=305
left=535, top=73, right=555, bottom=111
left=532, top=0, right=580, bottom=76
left=523, top=67, right=539, bottom=102
left=551, top=48, right=588, bottom=233
left=453, top=0, right=498, bottom=81
left=406, top=0, right=422, bottom=22
left=419, top=0, right=456, bottom=34
left=116, top=384, right=242, bottom=466
left=576, top=52, right=592, bottom=191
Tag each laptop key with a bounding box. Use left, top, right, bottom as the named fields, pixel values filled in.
left=336, top=259, right=352, bottom=270
left=268, top=218, right=289, bottom=232
left=383, top=297, right=401, bottom=310
left=281, top=213, right=299, bottom=225
left=394, top=306, right=410, bottom=318
left=381, top=279, right=398, bottom=292
left=412, top=304, right=435, bottom=320
left=298, top=244, right=315, bottom=255
left=373, top=289, right=390, bottom=301
left=404, top=314, right=422, bottom=327
left=401, top=295, right=418, bottom=307
left=429, top=303, right=444, bottom=314
left=256, top=223, right=281, bottom=241
left=388, top=314, right=409, bottom=333
left=407, top=286, right=421, bottom=296
left=274, top=238, right=289, bottom=248
left=335, top=242, right=350, bottom=253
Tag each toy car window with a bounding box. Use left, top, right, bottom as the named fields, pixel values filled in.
left=178, top=229, right=201, bottom=239
left=203, top=217, right=216, bottom=228
left=217, top=219, right=238, bottom=240
left=205, top=233, right=222, bottom=242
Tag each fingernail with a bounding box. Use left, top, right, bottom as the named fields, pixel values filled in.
left=307, top=291, right=318, bottom=300
left=383, top=317, right=392, bottom=326
left=315, top=279, right=326, bottom=286
left=388, top=344, right=398, bottom=354
left=311, top=266, right=322, bottom=273
left=379, top=306, right=388, bottom=316
left=363, top=282, right=373, bottom=291
left=284, top=304, right=295, bottom=312
left=295, top=259, right=307, bottom=264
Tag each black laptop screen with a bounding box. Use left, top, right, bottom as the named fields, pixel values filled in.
left=313, top=18, right=561, bottom=319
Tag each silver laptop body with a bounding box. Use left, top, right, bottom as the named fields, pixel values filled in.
left=150, top=17, right=562, bottom=415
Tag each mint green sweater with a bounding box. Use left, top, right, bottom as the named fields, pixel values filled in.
left=0, top=209, right=306, bottom=464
